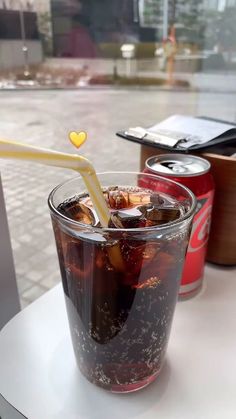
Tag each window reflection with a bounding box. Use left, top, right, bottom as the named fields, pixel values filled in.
left=0, top=0, right=235, bottom=88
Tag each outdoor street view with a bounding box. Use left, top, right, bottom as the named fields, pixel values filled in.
left=1, top=0, right=236, bottom=89
left=0, top=0, right=236, bottom=307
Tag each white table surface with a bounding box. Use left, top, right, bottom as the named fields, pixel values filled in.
left=0, top=264, right=236, bottom=419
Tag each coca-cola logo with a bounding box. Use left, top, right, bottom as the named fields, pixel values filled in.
left=188, top=196, right=213, bottom=253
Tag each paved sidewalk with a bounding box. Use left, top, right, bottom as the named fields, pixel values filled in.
left=0, top=89, right=235, bottom=307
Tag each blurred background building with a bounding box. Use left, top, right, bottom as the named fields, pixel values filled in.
left=50, top=0, right=236, bottom=68
left=0, top=1, right=43, bottom=70
left=0, top=0, right=236, bottom=82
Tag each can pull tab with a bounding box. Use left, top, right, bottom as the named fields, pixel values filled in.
left=171, top=164, right=187, bottom=173
left=161, top=162, right=187, bottom=173
left=161, top=159, right=193, bottom=174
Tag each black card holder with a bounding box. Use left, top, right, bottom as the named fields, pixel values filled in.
left=116, top=117, right=236, bottom=154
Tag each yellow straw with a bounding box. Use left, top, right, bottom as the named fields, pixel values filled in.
left=0, top=138, right=125, bottom=271
left=0, top=138, right=110, bottom=226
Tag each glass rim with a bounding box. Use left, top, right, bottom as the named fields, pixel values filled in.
left=48, top=171, right=197, bottom=233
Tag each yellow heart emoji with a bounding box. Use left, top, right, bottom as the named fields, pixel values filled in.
left=69, top=131, right=87, bottom=148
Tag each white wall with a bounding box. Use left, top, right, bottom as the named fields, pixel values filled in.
left=0, top=40, right=43, bottom=70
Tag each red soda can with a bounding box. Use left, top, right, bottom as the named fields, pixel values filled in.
left=144, top=154, right=215, bottom=299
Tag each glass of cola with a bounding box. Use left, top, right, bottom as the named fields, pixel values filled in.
left=48, top=172, right=196, bottom=392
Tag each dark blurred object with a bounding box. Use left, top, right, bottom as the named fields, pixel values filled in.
left=63, top=27, right=97, bottom=58
left=63, top=13, right=97, bottom=58
left=0, top=9, right=39, bottom=40
left=16, top=71, right=33, bottom=81
left=203, top=144, right=236, bottom=156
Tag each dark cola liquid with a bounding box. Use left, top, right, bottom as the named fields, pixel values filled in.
left=54, top=187, right=188, bottom=391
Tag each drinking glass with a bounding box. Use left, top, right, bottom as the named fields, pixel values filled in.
left=48, top=172, right=196, bottom=392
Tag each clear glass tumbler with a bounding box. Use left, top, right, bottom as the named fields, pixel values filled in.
left=48, top=172, right=196, bottom=392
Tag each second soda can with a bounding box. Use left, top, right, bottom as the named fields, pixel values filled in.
left=144, top=154, right=215, bottom=299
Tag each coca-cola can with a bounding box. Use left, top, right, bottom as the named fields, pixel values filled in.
left=144, top=154, right=215, bottom=299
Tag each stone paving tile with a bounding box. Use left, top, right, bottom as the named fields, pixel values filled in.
left=13, top=245, right=38, bottom=266
left=0, top=89, right=235, bottom=308
left=21, top=299, right=32, bottom=309
left=40, top=273, right=61, bottom=289
left=21, top=283, right=48, bottom=302
left=44, top=244, right=57, bottom=256
left=11, top=238, right=21, bottom=251
left=28, top=270, right=44, bottom=283
left=17, top=276, right=34, bottom=294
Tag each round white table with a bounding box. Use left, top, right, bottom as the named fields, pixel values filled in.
left=0, top=264, right=236, bottom=419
